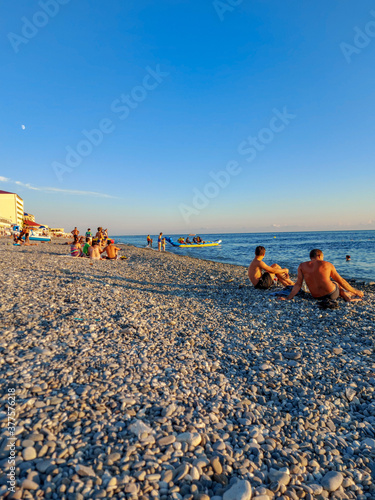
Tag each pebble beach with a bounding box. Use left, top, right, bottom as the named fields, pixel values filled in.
left=1, top=239, right=375, bottom=500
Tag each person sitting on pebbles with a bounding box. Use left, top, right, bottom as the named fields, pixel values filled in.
left=88, top=238, right=103, bottom=260
left=278, top=249, right=364, bottom=302
left=101, top=239, right=121, bottom=260
left=82, top=237, right=92, bottom=257
left=70, top=235, right=83, bottom=257
left=248, top=246, right=294, bottom=290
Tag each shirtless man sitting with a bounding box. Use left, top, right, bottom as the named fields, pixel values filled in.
left=248, top=246, right=294, bottom=289
left=88, top=239, right=103, bottom=260
left=279, top=249, right=364, bottom=302
left=101, top=240, right=120, bottom=260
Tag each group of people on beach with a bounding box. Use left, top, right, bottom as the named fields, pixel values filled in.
left=248, top=246, right=364, bottom=302
left=65, top=227, right=364, bottom=302
left=69, top=227, right=122, bottom=260
left=147, top=233, right=167, bottom=252
left=13, top=226, right=38, bottom=246
left=146, top=233, right=206, bottom=250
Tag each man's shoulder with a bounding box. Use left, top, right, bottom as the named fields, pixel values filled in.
left=299, top=261, right=310, bottom=268
left=320, top=260, right=335, bottom=270
left=249, top=258, right=260, bottom=267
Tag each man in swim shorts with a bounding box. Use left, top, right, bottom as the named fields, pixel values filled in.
left=279, top=249, right=364, bottom=302
left=248, top=246, right=295, bottom=289
left=102, top=240, right=121, bottom=260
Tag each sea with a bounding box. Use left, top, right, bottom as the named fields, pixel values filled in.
left=114, top=230, right=375, bottom=282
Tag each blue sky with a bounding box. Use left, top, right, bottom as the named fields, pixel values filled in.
left=1, top=0, right=374, bottom=234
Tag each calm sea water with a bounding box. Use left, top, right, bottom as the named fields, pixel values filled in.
left=114, top=231, right=375, bottom=281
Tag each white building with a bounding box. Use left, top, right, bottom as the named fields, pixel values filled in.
left=0, top=190, right=24, bottom=225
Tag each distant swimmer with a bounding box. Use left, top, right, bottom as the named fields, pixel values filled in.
left=248, top=246, right=294, bottom=290
left=346, top=255, right=351, bottom=261
left=279, top=249, right=363, bottom=302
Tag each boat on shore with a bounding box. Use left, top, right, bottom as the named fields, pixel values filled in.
left=29, top=232, right=51, bottom=242
left=165, top=237, right=221, bottom=248
left=12, top=224, right=52, bottom=242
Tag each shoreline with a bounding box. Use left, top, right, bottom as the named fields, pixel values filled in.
left=115, top=241, right=375, bottom=287
left=1, top=241, right=375, bottom=499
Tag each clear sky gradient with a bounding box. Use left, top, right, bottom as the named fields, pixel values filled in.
left=1, top=0, right=374, bottom=234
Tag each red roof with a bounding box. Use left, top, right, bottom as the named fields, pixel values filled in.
left=24, top=220, right=41, bottom=227
left=0, top=190, right=15, bottom=195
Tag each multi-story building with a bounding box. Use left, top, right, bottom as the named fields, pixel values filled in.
left=0, top=190, right=24, bottom=225
left=0, top=216, right=12, bottom=229
left=24, top=212, right=35, bottom=222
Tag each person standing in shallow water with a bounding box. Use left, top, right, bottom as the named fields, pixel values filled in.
left=158, top=233, right=163, bottom=252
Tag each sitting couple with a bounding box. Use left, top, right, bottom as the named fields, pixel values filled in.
left=248, top=246, right=363, bottom=302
